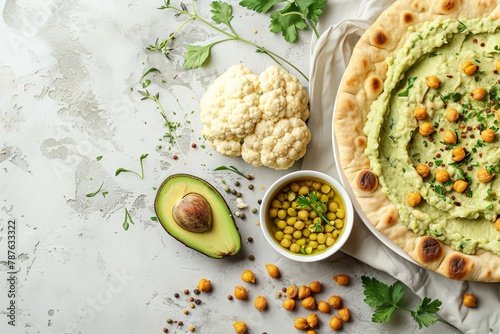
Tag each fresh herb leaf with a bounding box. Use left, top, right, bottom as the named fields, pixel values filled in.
left=214, top=165, right=253, bottom=180
left=115, top=153, right=149, bottom=179
left=398, top=77, right=417, bottom=97
left=457, top=20, right=467, bottom=32
left=362, top=276, right=451, bottom=329
left=96, top=156, right=103, bottom=161
left=296, top=191, right=331, bottom=226
left=183, top=44, right=214, bottom=69
left=140, top=67, right=160, bottom=79
left=210, top=1, right=234, bottom=27
left=86, top=181, right=105, bottom=198
left=411, top=298, right=442, bottom=329
left=240, top=0, right=327, bottom=42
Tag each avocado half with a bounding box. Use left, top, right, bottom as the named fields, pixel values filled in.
left=154, top=173, right=241, bottom=258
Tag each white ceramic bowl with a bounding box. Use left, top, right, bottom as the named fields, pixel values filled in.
left=260, top=170, right=353, bottom=262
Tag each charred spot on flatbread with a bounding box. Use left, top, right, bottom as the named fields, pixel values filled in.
left=436, top=0, right=461, bottom=14
left=370, top=30, right=390, bottom=48
left=381, top=207, right=398, bottom=225
left=416, top=236, right=443, bottom=263
left=401, top=11, right=416, bottom=24
left=354, top=169, right=379, bottom=192
left=445, top=254, right=472, bottom=280
left=364, top=76, right=384, bottom=99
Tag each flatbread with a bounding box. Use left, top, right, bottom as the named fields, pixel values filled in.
left=334, top=0, right=500, bottom=281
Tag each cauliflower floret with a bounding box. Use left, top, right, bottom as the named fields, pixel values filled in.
left=200, top=64, right=311, bottom=170
left=242, top=118, right=311, bottom=170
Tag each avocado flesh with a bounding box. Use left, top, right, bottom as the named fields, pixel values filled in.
left=155, top=174, right=241, bottom=258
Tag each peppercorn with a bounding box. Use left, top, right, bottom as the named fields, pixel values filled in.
left=183, top=289, right=189, bottom=295
left=174, top=293, right=179, bottom=298
left=248, top=184, right=254, bottom=190
left=195, top=299, right=201, bottom=305
left=234, top=181, right=240, bottom=186
left=193, top=288, right=200, bottom=295
left=247, top=236, right=253, bottom=242
left=248, top=255, right=255, bottom=260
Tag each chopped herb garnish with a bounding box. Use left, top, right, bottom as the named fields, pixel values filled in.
left=398, top=76, right=417, bottom=97
left=457, top=20, right=467, bottom=33
left=96, top=156, right=103, bottom=161
left=296, top=191, right=332, bottom=227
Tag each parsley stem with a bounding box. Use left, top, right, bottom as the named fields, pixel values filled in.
left=280, top=11, right=320, bottom=39
left=159, top=0, right=309, bottom=82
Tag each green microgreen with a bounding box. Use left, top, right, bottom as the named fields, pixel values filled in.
left=86, top=181, right=106, bottom=198
left=115, top=153, right=149, bottom=179
left=214, top=165, right=254, bottom=180
left=123, top=207, right=135, bottom=231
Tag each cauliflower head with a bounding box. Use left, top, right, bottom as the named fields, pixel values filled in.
left=200, top=64, right=311, bottom=170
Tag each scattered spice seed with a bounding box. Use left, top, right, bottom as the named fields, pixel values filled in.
left=184, top=289, right=189, bottom=295
left=252, top=208, right=258, bottom=214
left=190, top=303, right=195, bottom=309
left=178, top=321, right=184, bottom=326
left=231, top=189, right=237, bottom=195
left=189, top=326, right=195, bottom=331
left=173, top=155, right=178, bottom=160
left=236, top=192, right=242, bottom=197
left=174, top=293, right=179, bottom=298
left=183, top=309, right=189, bottom=315
left=248, top=255, right=255, bottom=260
left=163, top=328, right=168, bottom=333
left=228, top=295, right=233, bottom=300
left=247, top=236, right=253, bottom=242
left=167, top=319, right=174, bottom=324
left=189, top=297, right=194, bottom=302
left=191, top=143, right=197, bottom=148
left=240, top=213, right=246, bottom=219
left=234, top=181, right=240, bottom=186
left=257, top=199, right=262, bottom=205
left=248, top=184, right=254, bottom=190
left=193, top=288, right=200, bottom=295
left=224, top=187, right=230, bottom=193
left=195, top=299, right=201, bottom=305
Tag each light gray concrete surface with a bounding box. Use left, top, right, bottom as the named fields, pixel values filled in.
left=0, top=0, right=463, bottom=333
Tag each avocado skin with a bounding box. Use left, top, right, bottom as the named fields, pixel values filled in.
left=154, top=173, right=241, bottom=258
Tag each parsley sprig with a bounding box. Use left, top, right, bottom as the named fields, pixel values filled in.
left=214, top=165, right=254, bottom=180
left=151, top=0, right=308, bottom=81
left=115, top=153, right=149, bottom=179
left=296, top=191, right=332, bottom=230
left=239, top=0, right=327, bottom=43
left=362, top=276, right=455, bottom=329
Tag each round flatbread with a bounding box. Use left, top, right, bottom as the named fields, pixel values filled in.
left=335, top=0, right=500, bottom=281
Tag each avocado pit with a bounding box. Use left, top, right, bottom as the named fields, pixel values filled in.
left=172, top=192, right=213, bottom=233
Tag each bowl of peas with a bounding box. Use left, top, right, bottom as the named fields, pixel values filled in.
left=259, top=170, right=354, bottom=262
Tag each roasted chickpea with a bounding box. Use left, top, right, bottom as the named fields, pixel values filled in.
left=481, top=129, right=496, bottom=142
left=294, top=317, right=309, bottom=330
left=419, top=122, right=435, bottom=136
left=254, top=295, right=267, bottom=312
left=414, top=107, right=428, bottom=120
left=333, top=274, right=350, bottom=286
left=451, top=147, right=466, bottom=162
left=282, top=298, right=296, bottom=311
left=306, top=313, right=319, bottom=328
left=308, top=281, right=322, bottom=293
left=415, top=164, right=430, bottom=178
left=317, top=300, right=331, bottom=313
left=453, top=180, right=468, bottom=193
left=197, top=278, right=212, bottom=292
left=328, top=295, right=342, bottom=308
left=301, top=296, right=316, bottom=310
left=408, top=192, right=422, bottom=207
left=495, top=218, right=500, bottom=232
left=425, top=76, right=441, bottom=89
left=286, top=285, right=298, bottom=298
left=234, top=286, right=248, bottom=300
left=435, top=169, right=450, bottom=183
left=477, top=169, right=495, bottom=183
left=298, top=285, right=312, bottom=299
left=471, top=87, right=486, bottom=100
left=443, top=130, right=457, bottom=144
left=241, top=270, right=256, bottom=283
left=446, top=108, right=459, bottom=122
left=338, top=307, right=351, bottom=322
left=462, top=294, right=477, bottom=308
left=265, top=263, right=280, bottom=278
left=461, top=60, right=477, bottom=75
left=306, top=331, right=317, bottom=334
left=329, top=316, right=342, bottom=330
left=233, top=321, right=247, bottom=334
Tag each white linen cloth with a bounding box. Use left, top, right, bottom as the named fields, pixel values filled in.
left=302, top=0, right=500, bottom=333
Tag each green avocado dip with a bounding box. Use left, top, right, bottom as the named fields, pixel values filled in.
left=365, top=18, right=500, bottom=255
